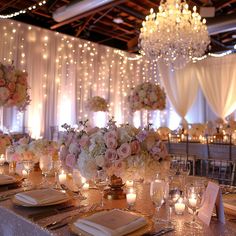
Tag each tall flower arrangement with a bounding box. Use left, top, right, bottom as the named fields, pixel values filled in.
left=86, top=96, right=108, bottom=112
left=128, top=82, right=166, bottom=112
left=0, top=63, right=30, bottom=111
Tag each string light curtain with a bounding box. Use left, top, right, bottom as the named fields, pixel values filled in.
left=0, top=19, right=171, bottom=138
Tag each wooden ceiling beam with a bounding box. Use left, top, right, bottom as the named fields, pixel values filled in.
left=216, top=0, right=236, bottom=11
left=116, top=5, right=145, bottom=20
left=32, top=10, right=51, bottom=18
left=87, top=26, right=130, bottom=42
left=50, top=0, right=127, bottom=30
left=75, top=14, right=94, bottom=37
left=91, top=18, right=137, bottom=35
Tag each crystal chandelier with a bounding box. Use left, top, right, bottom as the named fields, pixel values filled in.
left=139, top=0, right=210, bottom=69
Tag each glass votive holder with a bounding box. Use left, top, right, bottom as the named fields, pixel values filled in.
left=0, top=154, right=5, bottom=166
left=174, top=197, right=185, bottom=215
left=58, top=170, right=67, bottom=185
left=126, top=180, right=134, bottom=187
left=126, top=187, right=137, bottom=210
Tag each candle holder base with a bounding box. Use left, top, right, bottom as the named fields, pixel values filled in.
left=104, top=175, right=126, bottom=200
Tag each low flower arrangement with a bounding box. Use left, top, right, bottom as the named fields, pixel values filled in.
left=0, top=62, right=30, bottom=111
left=0, top=133, right=11, bottom=155
left=6, top=137, right=58, bottom=163
left=86, top=96, right=108, bottom=112
left=77, top=119, right=169, bottom=182
left=128, top=82, right=166, bottom=112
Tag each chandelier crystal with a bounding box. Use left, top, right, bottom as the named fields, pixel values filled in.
left=139, top=0, right=210, bottom=69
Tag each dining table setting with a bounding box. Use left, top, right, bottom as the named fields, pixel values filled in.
left=0, top=161, right=236, bottom=236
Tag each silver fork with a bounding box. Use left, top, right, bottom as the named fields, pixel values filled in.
left=46, top=203, right=99, bottom=230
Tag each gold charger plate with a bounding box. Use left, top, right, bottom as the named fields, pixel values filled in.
left=12, top=195, right=71, bottom=207
left=223, top=194, right=236, bottom=216
left=69, top=209, right=153, bottom=236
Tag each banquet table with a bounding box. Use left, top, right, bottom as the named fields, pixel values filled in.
left=0, top=168, right=236, bottom=236
left=166, top=142, right=236, bottom=160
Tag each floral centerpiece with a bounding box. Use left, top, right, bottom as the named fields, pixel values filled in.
left=77, top=119, right=169, bottom=182
left=86, top=96, right=108, bottom=112
left=128, top=82, right=166, bottom=112
left=0, top=133, right=11, bottom=155
left=6, top=137, right=58, bottom=164
left=0, top=62, right=30, bottom=111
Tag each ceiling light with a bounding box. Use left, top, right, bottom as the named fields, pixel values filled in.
left=113, top=17, right=124, bottom=24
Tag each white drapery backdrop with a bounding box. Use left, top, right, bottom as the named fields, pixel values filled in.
left=158, top=62, right=199, bottom=124
left=0, top=19, right=174, bottom=138
left=196, top=54, right=236, bottom=120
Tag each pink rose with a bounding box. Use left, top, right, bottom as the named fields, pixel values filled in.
left=12, top=153, right=21, bottom=162
left=79, top=135, right=89, bottom=147
left=117, top=143, right=131, bottom=160
left=130, top=140, right=141, bottom=154
left=65, top=154, right=76, bottom=168
left=0, top=79, right=5, bottom=86
left=104, top=130, right=118, bottom=141
left=8, top=82, right=15, bottom=91
left=105, top=149, right=117, bottom=162
left=105, top=137, right=117, bottom=149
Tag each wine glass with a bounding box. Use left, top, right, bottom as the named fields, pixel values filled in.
left=95, top=169, right=108, bottom=208
left=170, top=160, right=179, bottom=175
left=72, top=169, right=86, bottom=200
left=179, top=161, right=191, bottom=176
left=39, top=155, right=53, bottom=188
left=185, top=183, right=206, bottom=229
left=22, top=160, right=34, bottom=188
left=53, top=160, right=62, bottom=189
left=150, top=180, right=165, bottom=223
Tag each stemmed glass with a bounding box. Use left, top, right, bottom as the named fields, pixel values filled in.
left=72, top=169, right=86, bottom=200
left=39, top=155, right=53, bottom=188
left=150, top=179, right=165, bottom=223
left=22, top=160, right=34, bottom=188
left=53, top=160, right=62, bottom=189
left=185, top=183, right=206, bottom=229
left=95, top=169, right=108, bottom=208
left=170, top=160, right=179, bottom=175
left=179, top=161, right=191, bottom=176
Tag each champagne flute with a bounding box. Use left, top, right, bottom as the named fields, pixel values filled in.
left=150, top=180, right=165, bottom=223
left=179, top=161, right=191, bottom=176
left=53, top=160, right=62, bottom=189
left=95, top=169, right=108, bottom=208
left=39, top=155, right=53, bottom=188
left=22, top=160, right=34, bottom=188
left=185, top=183, right=206, bottom=229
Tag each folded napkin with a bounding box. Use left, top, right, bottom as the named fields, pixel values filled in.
left=224, top=199, right=236, bottom=211
left=0, top=174, right=15, bottom=185
left=74, top=209, right=147, bottom=236
left=15, top=189, right=68, bottom=205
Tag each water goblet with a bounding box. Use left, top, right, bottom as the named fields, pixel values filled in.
left=53, top=160, right=62, bottom=189
left=39, top=155, right=53, bottom=188
left=95, top=169, right=108, bottom=208
left=150, top=180, right=165, bottom=223
left=185, top=183, right=206, bottom=229
left=22, top=160, right=34, bottom=188
left=72, top=169, right=86, bottom=200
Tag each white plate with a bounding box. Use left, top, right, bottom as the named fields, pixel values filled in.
left=223, top=194, right=236, bottom=216
left=12, top=194, right=71, bottom=207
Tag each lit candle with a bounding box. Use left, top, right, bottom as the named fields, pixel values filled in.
left=126, top=180, right=134, bottom=187
left=82, top=182, right=89, bottom=190
left=0, top=154, right=5, bottom=166
left=22, top=169, right=27, bottom=177
left=174, top=197, right=185, bottom=215
left=181, top=134, right=184, bottom=141
left=189, top=193, right=197, bottom=208
left=126, top=188, right=136, bottom=206
left=58, top=170, right=67, bottom=184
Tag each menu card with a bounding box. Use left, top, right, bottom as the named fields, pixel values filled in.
left=198, top=182, right=225, bottom=226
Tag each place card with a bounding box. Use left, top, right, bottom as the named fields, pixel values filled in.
left=198, top=182, right=225, bottom=226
